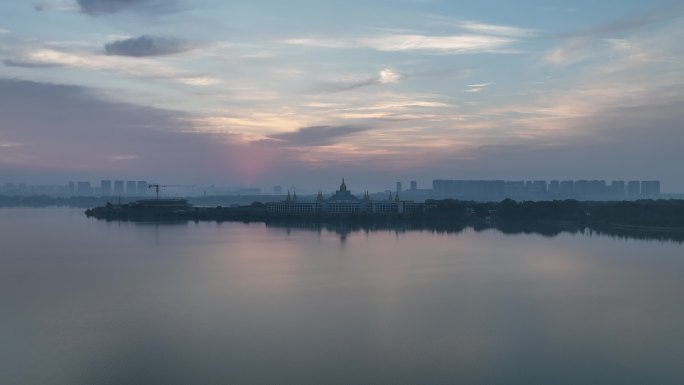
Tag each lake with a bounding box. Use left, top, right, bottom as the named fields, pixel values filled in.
left=1, top=207, right=683, bottom=384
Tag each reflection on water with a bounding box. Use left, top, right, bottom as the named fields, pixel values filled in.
left=264, top=219, right=684, bottom=244
left=1, top=208, right=684, bottom=385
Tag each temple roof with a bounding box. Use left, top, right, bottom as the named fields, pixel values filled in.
left=327, top=178, right=359, bottom=202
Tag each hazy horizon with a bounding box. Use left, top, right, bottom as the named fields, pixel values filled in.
left=1, top=1, right=683, bottom=191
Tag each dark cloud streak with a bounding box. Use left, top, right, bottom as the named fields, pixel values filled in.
left=78, top=0, right=144, bottom=15
left=77, top=0, right=179, bottom=15
left=3, top=58, right=60, bottom=68
left=269, top=125, right=369, bottom=146
left=318, top=78, right=379, bottom=93
left=549, top=1, right=684, bottom=39
left=104, top=35, right=195, bottom=57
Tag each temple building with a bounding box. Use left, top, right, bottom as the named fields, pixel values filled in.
left=266, top=179, right=423, bottom=215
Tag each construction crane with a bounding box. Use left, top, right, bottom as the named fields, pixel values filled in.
left=148, top=184, right=194, bottom=199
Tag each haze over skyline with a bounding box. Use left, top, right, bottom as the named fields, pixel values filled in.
left=1, top=0, right=683, bottom=191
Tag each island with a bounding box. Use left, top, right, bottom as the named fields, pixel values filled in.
left=84, top=192, right=684, bottom=243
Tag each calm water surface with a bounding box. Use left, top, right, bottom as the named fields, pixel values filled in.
left=1, top=207, right=683, bottom=384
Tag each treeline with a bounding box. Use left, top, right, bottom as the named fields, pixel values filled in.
left=585, top=200, right=684, bottom=228
left=424, top=198, right=584, bottom=221
left=497, top=199, right=584, bottom=221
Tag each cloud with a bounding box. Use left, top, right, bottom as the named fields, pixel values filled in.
left=465, top=82, right=493, bottom=92
left=318, top=68, right=402, bottom=92
left=459, top=21, right=536, bottom=37
left=543, top=38, right=591, bottom=65
left=77, top=0, right=178, bottom=15
left=78, top=0, right=144, bottom=14
left=553, top=2, right=684, bottom=39
left=0, top=141, right=23, bottom=148
left=268, top=125, right=369, bottom=146
left=544, top=2, right=684, bottom=65
left=4, top=47, right=219, bottom=86
left=286, top=33, right=514, bottom=54
left=379, top=68, right=401, bottom=84
left=327, top=78, right=377, bottom=92
left=0, top=78, right=306, bottom=184
left=104, top=35, right=195, bottom=57
left=3, top=57, right=61, bottom=68
left=33, top=0, right=79, bottom=12
left=109, top=154, right=139, bottom=161
left=363, top=34, right=514, bottom=53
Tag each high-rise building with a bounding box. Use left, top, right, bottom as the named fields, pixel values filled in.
left=100, top=180, right=112, bottom=196
left=530, top=180, right=548, bottom=194
left=68, top=181, right=75, bottom=196
left=548, top=180, right=560, bottom=194
left=114, top=180, right=125, bottom=196
left=273, top=185, right=283, bottom=194
left=77, top=181, right=92, bottom=196
left=126, top=180, right=137, bottom=196
left=430, top=178, right=659, bottom=200
left=575, top=180, right=607, bottom=197
left=410, top=181, right=417, bottom=190
left=137, top=181, right=148, bottom=196
left=559, top=180, right=574, bottom=195
left=627, top=181, right=640, bottom=197
left=641, top=181, right=660, bottom=197
left=610, top=181, right=625, bottom=197
left=396, top=182, right=402, bottom=194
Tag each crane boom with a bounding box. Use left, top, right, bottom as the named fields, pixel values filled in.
left=147, top=184, right=193, bottom=199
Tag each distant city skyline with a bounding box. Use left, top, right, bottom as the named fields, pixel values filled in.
left=1, top=177, right=673, bottom=201
left=1, top=1, right=683, bottom=189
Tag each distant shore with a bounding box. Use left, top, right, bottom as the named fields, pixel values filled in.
left=4, top=194, right=684, bottom=234
left=78, top=198, right=684, bottom=242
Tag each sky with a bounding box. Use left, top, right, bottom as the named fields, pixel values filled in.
left=1, top=0, right=683, bottom=192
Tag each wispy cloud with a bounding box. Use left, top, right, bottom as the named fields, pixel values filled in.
left=286, top=33, right=515, bottom=54
left=544, top=2, right=684, bottom=65
left=0, top=141, right=24, bottom=148
left=318, top=68, right=402, bottom=92
left=362, top=34, right=514, bottom=53
left=268, top=125, right=369, bottom=146
left=109, top=154, right=139, bottom=161
left=552, top=2, right=684, bottom=38
left=3, top=47, right=219, bottom=86
left=459, top=21, right=536, bottom=37
left=465, top=82, right=493, bottom=92
left=544, top=37, right=591, bottom=65
left=104, top=35, right=196, bottom=57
